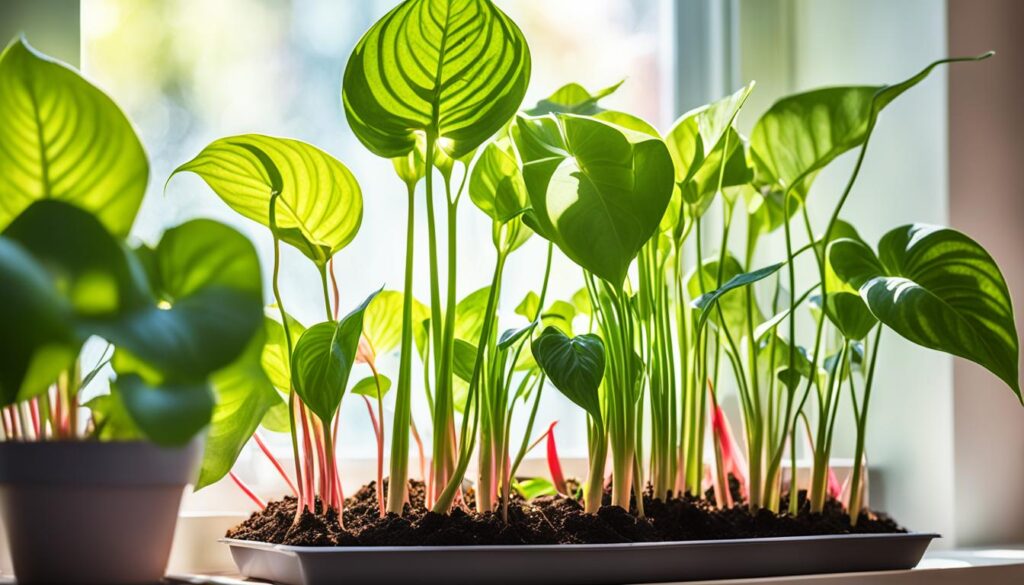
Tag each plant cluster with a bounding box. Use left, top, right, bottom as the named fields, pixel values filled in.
left=2, top=0, right=1019, bottom=537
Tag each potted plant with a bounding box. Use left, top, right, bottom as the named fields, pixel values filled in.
left=157, top=0, right=1017, bottom=583
left=0, top=37, right=265, bottom=584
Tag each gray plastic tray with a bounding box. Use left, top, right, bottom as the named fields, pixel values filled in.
left=225, top=532, right=937, bottom=584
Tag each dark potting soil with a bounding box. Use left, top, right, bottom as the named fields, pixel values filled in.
left=226, top=477, right=904, bottom=547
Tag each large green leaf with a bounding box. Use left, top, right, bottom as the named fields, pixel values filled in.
left=830, top=225, right=1020, bottom=399
left=97, top=219, right=264, bottom=380
left=531, top=327, right=605, bottom=427
left=0, top=37, right=147, bottom=237
left=342, top=0, right=531, bottom=159
left=0, top=237, right=76, bottom=404
left=515, top=113, right=674, bottom=286
left=116, top=374, right=214, bottom=447
left=751, top=54, right=990, bottom=198
left=197, top=328, right=283, bottom=489
left=291, top=290, right=379, bottom=423
left=171, top=134, right=362, bottom=265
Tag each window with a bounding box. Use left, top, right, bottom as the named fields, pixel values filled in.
left=81, top=0, right=674, bottom=483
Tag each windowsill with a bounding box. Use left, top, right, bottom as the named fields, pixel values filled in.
left=130, top=546, right=1024, bottom=584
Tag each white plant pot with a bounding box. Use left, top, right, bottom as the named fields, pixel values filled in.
left=0, top=440, right=199, bottom=585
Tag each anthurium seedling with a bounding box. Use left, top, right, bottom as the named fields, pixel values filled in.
left=532, top=327, right=606, bottom=512
left=343, top=0, right=531, bottom=515
left=171, top=134, right=366, bottom=520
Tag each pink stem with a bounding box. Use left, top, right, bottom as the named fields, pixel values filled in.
left=362, top=396, right=385, bottom=516
left=29, top=399, right=40, bottom=439
left=298, top=404, right=317, bottom=513
left=1, top=407, right=12, bottom=439
left=230, top=472, right=265, bottom=509
left=253, top=433, right=298, bottom=496
left=312, top=419, right=329, bottom=510
left=410, top=418, right=426, bottom=489
left=331, top=412, right=343, bottom=511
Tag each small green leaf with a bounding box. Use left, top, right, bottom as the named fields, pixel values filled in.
left=116, top=374, right=214, bottom=447
left=342, top=0, right=531, bottom=159
left=351, top=374, right=393, bottom=400
left=686, top=253, right=765, bottom=336
left=261, top=312, right=306, bottom=392
left=525, top=80, right=623, bottom=116
left=498, top=322, right=538, bottom=351
left=514, top=477, right=559, bottom=500
left=531, top=327, right=605, bottom=427
left=692, top=261, right=784, bottom=334
left=291, top=290, right=380, bottom=423
left=456, top=287, right=492, bottom=345
left=171, top=134, right=362, bottom=266
left=0, top=37, right=148, bottom=237
left=515, top=291, right=540, bottom=320
left=541, top=300, right=577, bottom=336
left=470, top=140, right=530, bottom=224
left=452, top=339, right=478, bottom=384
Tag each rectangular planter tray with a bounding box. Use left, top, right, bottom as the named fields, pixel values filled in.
left=224, top=532, right=937, bottom=584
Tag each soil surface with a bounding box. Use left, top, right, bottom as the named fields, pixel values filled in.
left=226, top=478, right=903, bottom=547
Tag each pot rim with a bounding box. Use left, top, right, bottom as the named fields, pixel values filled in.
left=0, top=439, right=200, bottom=486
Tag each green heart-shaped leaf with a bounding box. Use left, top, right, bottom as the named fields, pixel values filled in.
left=515, top=113, right=674, bottom=287
left=342, top=0, right=531, bottom=159
left=351, top=374, right=393, bottom=400
left=171, top=134, right=362, bottom=266
left=531, top=327, right=605, bottom=427
left=830, top=225, right=1020, bottom=399
left=751, top=54, right=990, bottom=198
left=291, top=290, right=380, bottom=423
left=362, top=290, right=428, bottom=360
left=0, top=37, right=147, bottom=237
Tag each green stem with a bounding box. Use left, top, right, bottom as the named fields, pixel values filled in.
left=387, top=181, right=417, bottom=514
left=849, top=326, right=882, bottom=525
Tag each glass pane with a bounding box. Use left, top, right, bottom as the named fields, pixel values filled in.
left=82, top=0, right=672, bottom=459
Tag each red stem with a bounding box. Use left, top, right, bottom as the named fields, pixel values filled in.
left=545, top=422, right=568, bottom=495
left=230, top=472, right=266, bottom=510
left=253, top=433, right=298, bottom=497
